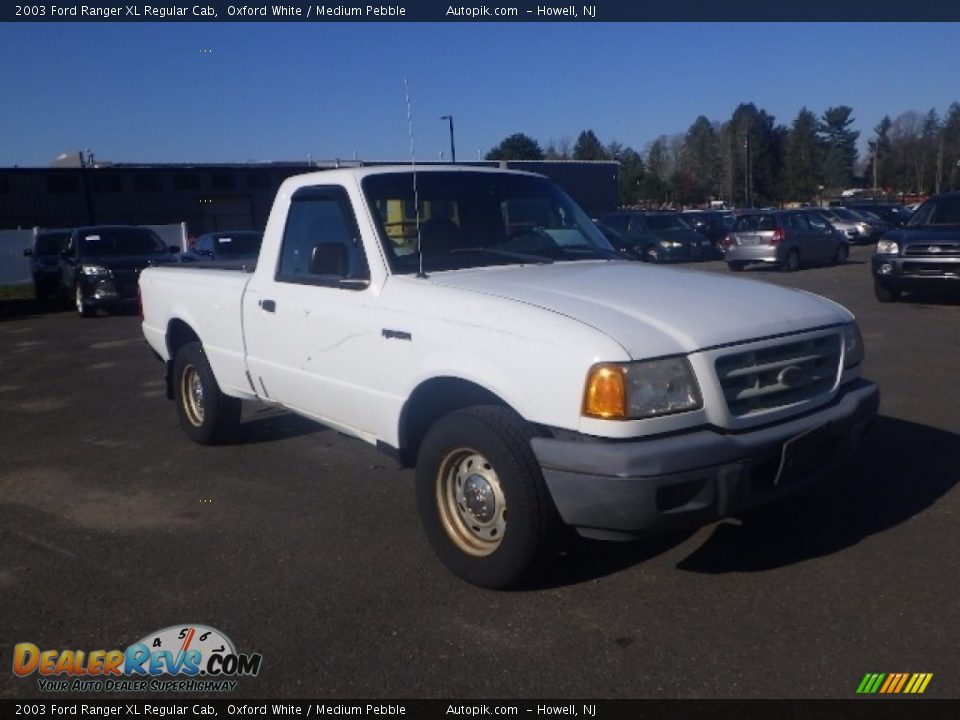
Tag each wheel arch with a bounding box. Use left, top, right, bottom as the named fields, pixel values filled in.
left=396, top=376, right=516, bottom=468
left=164, top=319, right=202, bottom=399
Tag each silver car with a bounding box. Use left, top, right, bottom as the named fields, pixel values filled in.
left=724, top=210, right=849, bottom=272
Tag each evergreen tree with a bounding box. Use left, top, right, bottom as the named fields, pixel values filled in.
left=485, top=133, right=544, bottom=161
left=819, top=106, right=859, bottom=189
left=572, top=130, right=608, bottom=160
left=783, top=108, right=824, bottom=202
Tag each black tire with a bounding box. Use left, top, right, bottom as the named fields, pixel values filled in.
left=727, top=261, right=747, bottom=272
left=833, top=243, right=849, bottom=265
left=415, top=405, right=559, bottom=589
left=874, top=280, right=901, bottom=303
left=172, top=341, right=241, bottom=445
left=782, top=249, right=800, bottom=272
left=75, top=283, right=95, bottom=318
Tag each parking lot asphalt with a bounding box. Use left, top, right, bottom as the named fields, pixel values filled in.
left=2, top=244, right=959, bottom=700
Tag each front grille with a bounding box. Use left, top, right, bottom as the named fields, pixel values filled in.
left=715, top=334, right=842, bottom=417
left=903, top=243, right=960, bottom=256
left=902, top=262, right=960, bottom=276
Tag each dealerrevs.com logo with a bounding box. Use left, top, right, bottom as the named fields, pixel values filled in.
left=13, top=624, right=262, bottom=693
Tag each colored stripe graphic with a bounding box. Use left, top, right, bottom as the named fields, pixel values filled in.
left=857, top=673, right=932, bottom=694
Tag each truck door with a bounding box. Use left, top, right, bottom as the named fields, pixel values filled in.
left=242, top=185, right=378, bottom=436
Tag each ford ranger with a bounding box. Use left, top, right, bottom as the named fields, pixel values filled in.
left=140, top=166, right=879, bottom=588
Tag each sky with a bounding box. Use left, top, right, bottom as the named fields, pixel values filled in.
left=1, top=22, right=959, bottom=168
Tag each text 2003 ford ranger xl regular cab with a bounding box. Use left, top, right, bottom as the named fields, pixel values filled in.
left=140, top=166, right=879, bottom=588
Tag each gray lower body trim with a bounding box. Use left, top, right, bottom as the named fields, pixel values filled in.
left=531, top=379, right=879, bottom=536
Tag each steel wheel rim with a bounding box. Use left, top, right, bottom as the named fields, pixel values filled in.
left=436, top=449, right=506, bottom=557
left=180, top=364, right=205, bottom=426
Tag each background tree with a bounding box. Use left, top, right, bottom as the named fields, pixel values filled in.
left=783, top=108, right=824, bottom=203
left=819, top=106, right=859, bottom=189
left=680, top=115, right=722, bottom=204
left=485, top=133, right=544, bottom=161
left=922, top=109, right=942, bottom=193
left=889, top=111, right=924, bottom=193
left=607, top=142, right=646, bottom=206
left=942, top=103, right=960, bottom=189
left=572, top=130, right=608, bottom=160
left=867, top=116, right=893, bottom=190
left=723, top=103, right=783, bottom=207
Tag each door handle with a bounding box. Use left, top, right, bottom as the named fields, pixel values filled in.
left=259, top=299, right=276, bottom=313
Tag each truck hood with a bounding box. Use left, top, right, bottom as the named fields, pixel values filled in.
left=429, top=261, right=851, bottom=358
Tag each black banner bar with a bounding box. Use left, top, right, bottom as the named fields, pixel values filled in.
left=2, top=1, right=958, bottom=22
left=2, top=699, right=960, bottom=719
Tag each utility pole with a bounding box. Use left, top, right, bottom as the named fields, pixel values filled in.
left=440, top=115, right=456, bottom=163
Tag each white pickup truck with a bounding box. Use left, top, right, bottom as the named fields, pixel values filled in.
left=141, top=166, right=879, bottom=588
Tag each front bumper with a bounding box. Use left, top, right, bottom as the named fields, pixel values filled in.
left=532, top=378, right=879, bottom=539
left=872, top=254, right=960, bottom=289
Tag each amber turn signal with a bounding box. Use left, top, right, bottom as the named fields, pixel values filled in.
left=583, top=364, right=628, bottom=419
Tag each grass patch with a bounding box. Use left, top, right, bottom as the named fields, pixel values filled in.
left=0, top=284, right=33, bottom=300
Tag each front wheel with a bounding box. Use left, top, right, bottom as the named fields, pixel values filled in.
left=75, top=283, right=95, bottom=317
left=874, top=280, right=901, bottom=303
left=415, top=405, right=559, bottom=589
left=833, top=243, right=849, bottom=265
left=173, top=341, right=241, bottom=445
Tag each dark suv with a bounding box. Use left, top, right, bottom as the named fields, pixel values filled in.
left=23, top=229, right=71, bottom=300
left=59, top=225, right=180, bottom=317
left=872, top=191, right=960, bottom=302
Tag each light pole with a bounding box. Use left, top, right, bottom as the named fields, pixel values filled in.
left=440, top=115, right=456, bottom=163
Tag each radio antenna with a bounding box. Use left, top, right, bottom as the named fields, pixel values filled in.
left=404, top=78, right=425, bottom=278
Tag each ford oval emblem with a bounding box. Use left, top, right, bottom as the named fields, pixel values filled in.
left=778, top=365, right=805, bottom=387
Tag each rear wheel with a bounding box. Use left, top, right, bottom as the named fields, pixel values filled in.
left=782, top=249, right=800, bottom=272
left=173, top=341, right=241, bottom=445
left=415, top=405, right=559, bottom=589
left=874, top=280, right=901, bottom=303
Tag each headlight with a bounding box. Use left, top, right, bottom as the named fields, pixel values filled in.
left=659, top=240, right=683, bottom=248
left=876, top=239, right=899, bottom=255
left=842, top=323, right=864, bottom=369
left=81, top=264, right=111, bottom=276
left=583, top=357, right=702, bottom=420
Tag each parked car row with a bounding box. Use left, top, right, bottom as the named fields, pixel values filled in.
left=23, top=226, right=263, bottom=317
left=24, top=191, right=957, bottom=315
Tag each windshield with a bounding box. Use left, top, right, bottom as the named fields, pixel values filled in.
left=646, top=214, right=690, bottom=231
left=211, top=232, right=262, bottom=257
left=733, top=214, right=778, bottom=232
left=908, top=195, right=960, bottom=227
left=79, top=228, right=166, bottom=256
left=829, top=208, right=860, bottom=221
left=362, top=171, right=617, bottom=274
